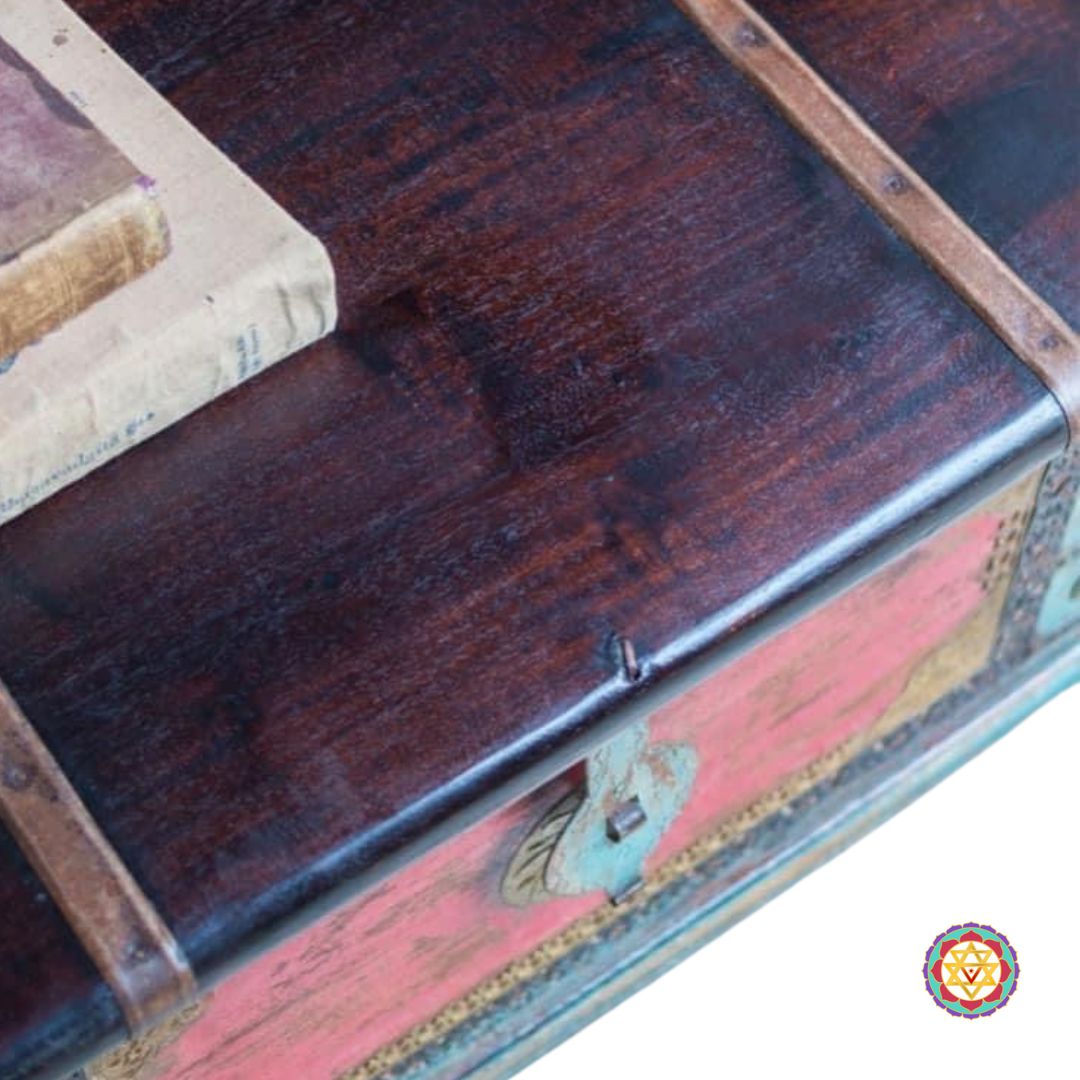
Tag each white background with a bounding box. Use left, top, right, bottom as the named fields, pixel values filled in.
left=522, top=684, right=1078, bottom=1080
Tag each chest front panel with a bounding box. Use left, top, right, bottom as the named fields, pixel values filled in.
left=88, top=472, right=1045, bottom=1080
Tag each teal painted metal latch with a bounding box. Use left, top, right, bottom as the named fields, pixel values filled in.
left=502, top=719, right=698, bottom=907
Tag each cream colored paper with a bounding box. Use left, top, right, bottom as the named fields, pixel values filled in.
left=0, top=0, right=338, bottom=523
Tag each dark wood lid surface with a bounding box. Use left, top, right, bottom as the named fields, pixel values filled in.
left=0, top=1, right=1074, bottom=1075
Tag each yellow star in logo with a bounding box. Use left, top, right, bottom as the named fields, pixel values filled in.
left=942, top=942, right=1000, bottom=999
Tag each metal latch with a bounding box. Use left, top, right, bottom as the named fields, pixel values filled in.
left=502, top=718, right=697, bottom=907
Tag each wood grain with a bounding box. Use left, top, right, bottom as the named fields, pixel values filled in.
left=679, top=0, right=1080, bottom=437
left=0, top=680, right=194, bottom=1034
left=751, top=0, right=1080, bottom=324
left=0, top=0, right=1072, bottom=1075
left=0, top=828, right=123, bottom=1079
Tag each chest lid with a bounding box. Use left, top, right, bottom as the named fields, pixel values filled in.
left=0, top=0, right=1075, bottom=1075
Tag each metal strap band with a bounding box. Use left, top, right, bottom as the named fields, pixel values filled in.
left=678, top=0, right=1080, bottom=442
left=0, top=680, right=195, bottom=1032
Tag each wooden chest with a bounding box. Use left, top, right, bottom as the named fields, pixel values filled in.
left=1, top=1, right=1076, bottom=1077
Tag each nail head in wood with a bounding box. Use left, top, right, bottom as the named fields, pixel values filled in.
left=734, top=21, right=768, bottom=49
left=882, top=170, right=910, bottom=195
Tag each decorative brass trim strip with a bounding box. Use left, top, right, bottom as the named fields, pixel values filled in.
left=0, top=680, right=195, bottom=1033
left=677, top=0, right=1080, bottom=442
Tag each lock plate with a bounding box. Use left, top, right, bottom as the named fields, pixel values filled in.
left=503, top=719, right=697, bottom=906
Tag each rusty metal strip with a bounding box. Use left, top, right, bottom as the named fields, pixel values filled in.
left=677, top=0, right=1080, bottom=442
left=0, top=680, right=195, bottom=1032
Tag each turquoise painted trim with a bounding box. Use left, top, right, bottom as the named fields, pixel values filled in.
left=1037, top=498, right=1080, bottom=636
left=1036, top=559, right=1080, bottom=638
left=381, top=635, right=1080, bottom=1080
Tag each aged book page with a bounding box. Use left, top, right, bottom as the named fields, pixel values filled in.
left=0, top=0, right=338, bottom=524
left=0, top=36, right=169, bottom=359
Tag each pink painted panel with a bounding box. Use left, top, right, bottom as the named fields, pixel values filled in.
left=129, top=505, right=1004, bottom=1080
left=136, top=778, right=595, bottom=1080
left=650, top=507, right=999, bottom=859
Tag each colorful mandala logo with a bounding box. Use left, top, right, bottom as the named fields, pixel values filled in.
left=924, top=923, right=1019, bottom=1018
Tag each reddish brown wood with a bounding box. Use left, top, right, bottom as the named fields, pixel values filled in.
left=678, top=0, right=1080, bottom=435
left=0, top=0, right=1073, bottom=1075
left=752, top=0, right=1079, bottom=323
left=0, top=829, right=123, bottom=1077
left=0, top=681, right=194, bottom=1033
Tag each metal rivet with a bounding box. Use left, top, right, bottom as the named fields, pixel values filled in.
left=610, top=877, right=645, bottom=907
left=883, top=171, right=910, bottom=195
left=606, top=796, right=648, bottom=842
left=734, top=21, right=768, bottom=48
left=1, top=755, right=34, bottom=792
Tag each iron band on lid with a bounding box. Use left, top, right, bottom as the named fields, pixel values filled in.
left=0, top=680, right=195, bottom=1033
left=678, top=0, right=1080, bottom=442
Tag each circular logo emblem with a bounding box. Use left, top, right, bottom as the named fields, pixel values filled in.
left=924, top=923, right=1018, bottom=1018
